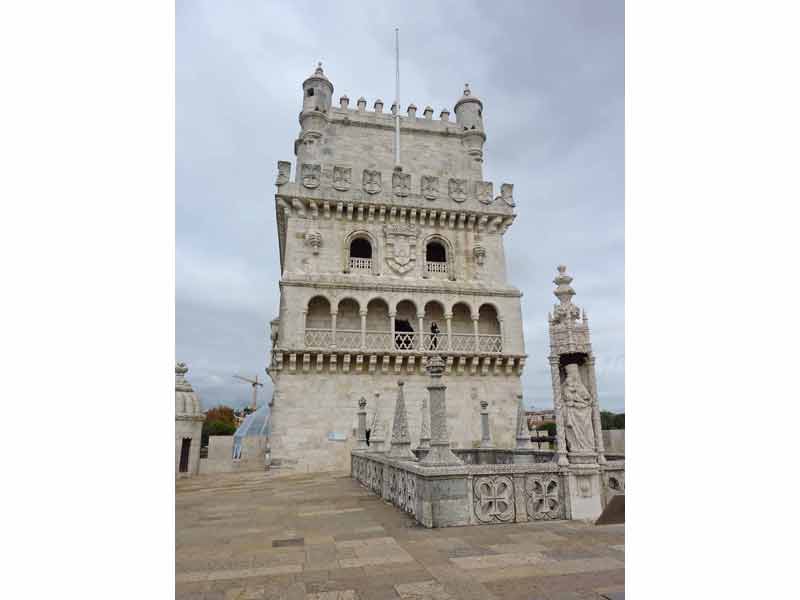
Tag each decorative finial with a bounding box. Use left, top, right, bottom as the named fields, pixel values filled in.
left=464, top=83, right=470, bottom=96
left=175, top=361, right=188, bottom=376
left=426, top=355, right=445, bottom=378
left=553, top=264, right=576, bottom=305
left=314, top=61, right=324, bottom=76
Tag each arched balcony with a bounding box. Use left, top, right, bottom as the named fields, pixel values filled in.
left=302, top=296, right=504, bottom=354
left=304, top=296, right=333, bottom=348
left=422, top=235, right=455, bottom=280
left=477, top=303, right=503, bottom=353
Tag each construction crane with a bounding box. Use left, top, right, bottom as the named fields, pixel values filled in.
left=233, top=374, right=264, bottom=413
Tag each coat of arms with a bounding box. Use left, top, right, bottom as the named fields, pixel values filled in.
left=448, top=178, right=467, bottom=202
left=275, top=160, right=291, bottom=186
left=421, top=175, right=439, bottom=200
left=301, top=163, right=321, bottom=189
left=333, top=166, right=351, bottom=191
left=496, top=183, right=514, bottom=207
left=363, top=169, right=382, bottom=194
left=476, top=181, right=493, bottom=204
left=383, top=224, right=418, bottom=275
left=392, top=171, right=411, bottom=197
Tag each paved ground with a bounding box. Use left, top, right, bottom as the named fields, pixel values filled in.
left=176, top=470, right=624, bottom=600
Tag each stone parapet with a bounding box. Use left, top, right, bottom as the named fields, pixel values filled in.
left=351, top=449, right=625, bottom=528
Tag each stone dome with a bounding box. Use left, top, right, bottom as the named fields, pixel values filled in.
left=175, top=362, right=203, bottom=417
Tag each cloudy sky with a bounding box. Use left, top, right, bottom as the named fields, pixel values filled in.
left=176, top=0, right=624, bottom=413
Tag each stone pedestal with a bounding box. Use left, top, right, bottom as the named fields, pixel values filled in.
left=356, top=396, right=367, bottom=450
left=387, top=382, right=416, bottom=460
left=563, top=466, right=603, bottom=521
left=515, top=393, right=532, bottom=450
left=479, top=397, right=493, bottom=449
left=420, top=356, right=462, bottom=467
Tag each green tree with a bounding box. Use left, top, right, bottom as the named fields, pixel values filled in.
left=201, top=405, right=238, bottom=446
left=600, top=411, right=616, bottom=429
left=536, top=421, right=557, bottom=437
left=613, top=413, right=625, bottom=429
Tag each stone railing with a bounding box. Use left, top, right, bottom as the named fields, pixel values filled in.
left=303, top=328, right=503, bottom=353
left=425, top=261, right=448, bottom=274
left=304, top=328, right=333, bottom=348
left=348, top=257, right=373, bottom=271
left=352, top=450, right=625, bottom=528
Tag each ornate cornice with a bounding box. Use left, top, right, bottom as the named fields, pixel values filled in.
left=278, top=278, right=523, bottom=298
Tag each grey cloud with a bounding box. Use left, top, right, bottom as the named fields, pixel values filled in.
left=177, top=0, right=624, bottom=413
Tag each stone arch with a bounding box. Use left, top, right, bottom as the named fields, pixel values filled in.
left=422, top=233, right=456, bottom=280
left=337, top=297, right=361, bottom=330
left=365, top=297, right=390, bottom=332
left=450, top=301, right=473, bottom=334
left=477, top=303, right=501, bottom=335
left=305, top=295, right=332, bottom=329
left=343, top=229, right=380, bottom=275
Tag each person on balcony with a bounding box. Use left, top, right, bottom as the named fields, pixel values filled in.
left=430, top=321, right=440, bottom=350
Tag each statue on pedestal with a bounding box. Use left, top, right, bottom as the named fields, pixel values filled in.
left=562, top=363, right=594, bottom=452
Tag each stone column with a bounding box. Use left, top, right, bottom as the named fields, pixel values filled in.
left=330, top=310, right=338, bottom=349
left=417, top=314, right=424, bottom=351
left=359, top=309, right=367, bottom=350
left=586, top=355, right=607, bottom=464
left=479, top=396, right=493, bottom=449
left=419, top=394, right=431, bottom=449
left=420, top=356, right=462, bottom=466
left=549, top=356, right=569, bottom=466
left=370, top=392, right=386, bottom=452
left=498, top=317, right=505, bottom=352
left=445, top=313, right=452, bottom=351
left=515, top=393, right=532, bottom=449
left=472, top=316, right=479, bottom=352
left=356, top=396, right=367, bottom=450
left=302, top=309, right=308, bottom=347
left=387, top=381, right=416, bottom=460
left=389, top=312, right=396, bottom=351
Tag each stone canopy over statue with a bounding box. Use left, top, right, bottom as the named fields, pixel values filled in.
left=561, top=363, right=595, bottom=452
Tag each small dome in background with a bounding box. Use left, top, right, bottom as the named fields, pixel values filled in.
left=175, top=362, right=203, bottom=417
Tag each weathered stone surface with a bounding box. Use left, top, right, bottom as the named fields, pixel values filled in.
left=268, top=66, right=524, bottom=473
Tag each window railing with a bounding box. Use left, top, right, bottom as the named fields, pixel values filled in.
left=393, top=332, right=416, bottom=351
left=349, top=257, right=373, bottom=271
left=425, top=261, right=448, bottom=274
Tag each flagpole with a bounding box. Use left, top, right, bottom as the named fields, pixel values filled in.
left=394, top=27, right=400, bottom=166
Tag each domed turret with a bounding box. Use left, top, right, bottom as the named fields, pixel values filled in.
left=454, top=84, right=486, bottom=163
left=175, top=362, right=202, bottom=417
left=301, top=62, right=334, bottom=114
left=297, top=63, right=334, bottom=161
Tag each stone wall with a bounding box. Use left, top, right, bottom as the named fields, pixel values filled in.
left=199, top=435, right=267, bottom=474
left=270, top=372, right=522, bottom=473
left=602, top=429, right=625, bottom=453
left=175, top=418, right=203, bottom=478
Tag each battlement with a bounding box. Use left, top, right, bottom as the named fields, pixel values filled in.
left=329, top=98, right=465, bottom=132
left=297, top=65, right=488, bottom=180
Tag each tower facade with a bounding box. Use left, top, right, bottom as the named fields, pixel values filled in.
left=267, top=64, right=526, bottom=472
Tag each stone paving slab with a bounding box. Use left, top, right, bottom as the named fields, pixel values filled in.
left=176, top=470, right=624, bottom=599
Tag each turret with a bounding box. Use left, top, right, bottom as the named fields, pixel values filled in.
left=297, top=62, right=333, bottom=162
left=301, top=62, right=333, bottom=114
left=454, top=83, right=486, bottom=163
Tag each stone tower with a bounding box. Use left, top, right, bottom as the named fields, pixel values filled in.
left=267, top=64, right=526, bottom=472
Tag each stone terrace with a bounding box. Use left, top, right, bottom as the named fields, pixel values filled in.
left=176, top=471, right=624, bottom=600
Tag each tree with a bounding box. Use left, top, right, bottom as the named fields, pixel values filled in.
left=536, top=421, right=557, bottom=437
left=600, top=411, right=616, bottom=430
left=613, top=413, right=625, bottom=430
left=202, top=405, right=238, bottom=446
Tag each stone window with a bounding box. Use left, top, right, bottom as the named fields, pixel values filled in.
left=307, top=88, right=314, bottom=97
left=350, top=238, right=372, bottom=259
left=426, top=241, right=446, bottom=262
